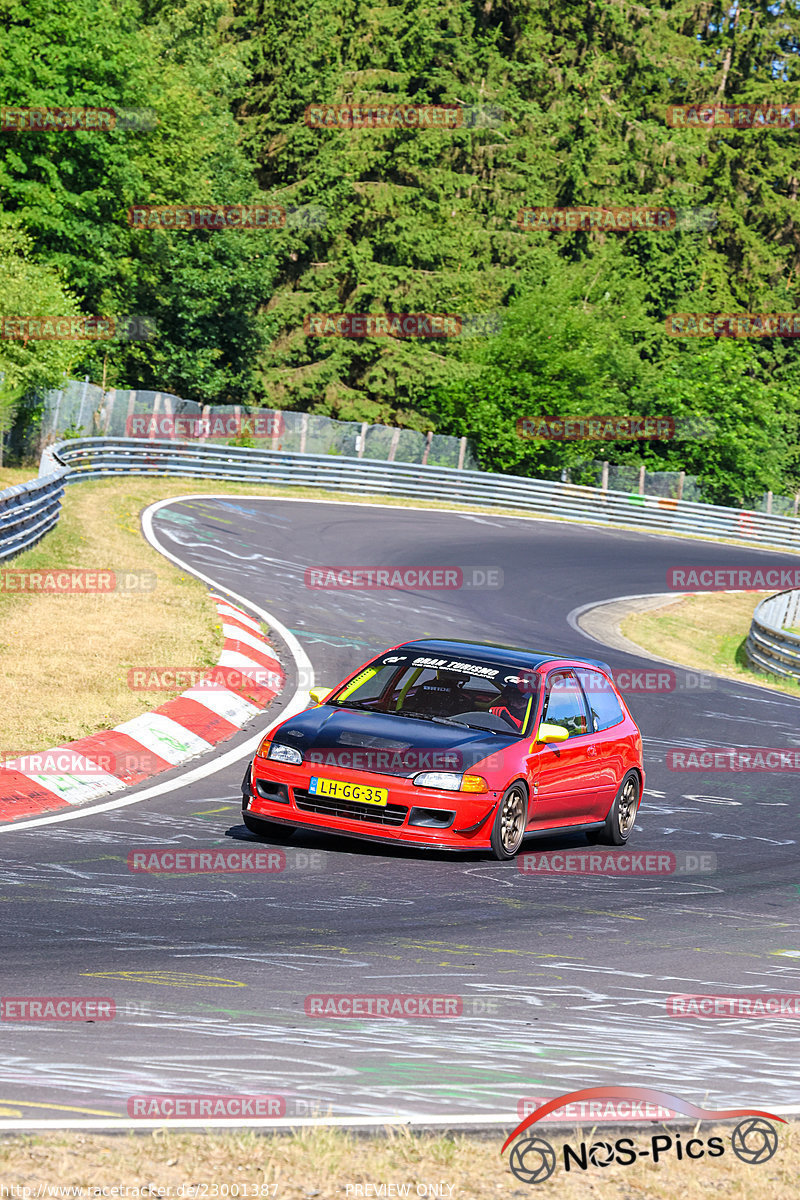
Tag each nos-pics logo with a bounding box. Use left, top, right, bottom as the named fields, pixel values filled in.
left=501, top=1087, right=784, bottom=1184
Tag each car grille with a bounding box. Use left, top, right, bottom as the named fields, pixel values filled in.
left=293, top=789, right=408, bottom=826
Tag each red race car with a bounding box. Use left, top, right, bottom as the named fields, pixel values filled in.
left=241, top=639, right=644, bottom=859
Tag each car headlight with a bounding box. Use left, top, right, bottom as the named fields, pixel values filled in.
left=413, top=772, right=489, bottom=793
left=256, top=738, right=303, bottom=765
left=413, top=771, right=462, bottom=791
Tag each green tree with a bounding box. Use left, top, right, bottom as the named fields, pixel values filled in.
left=0, top=0, right=277, bottom=401
left=0, top=223, right=85, bottom=441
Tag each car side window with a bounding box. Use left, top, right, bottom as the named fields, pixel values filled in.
left=541, top=670, right=589, bottom=737
left=576, top=668, right=625, bottom=732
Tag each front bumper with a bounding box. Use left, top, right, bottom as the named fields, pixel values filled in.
left=243, top=758, right=499, bottom=850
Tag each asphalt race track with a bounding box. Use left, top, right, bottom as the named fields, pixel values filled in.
left=1, top=496, right=798, bottom=1126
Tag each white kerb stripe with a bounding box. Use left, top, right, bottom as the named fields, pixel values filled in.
left=218, top=649, right=284, bottom=689
left=221, top=622, right=276, bottom=655
left=180, top=686, right=260, bottom=725
left=114, top=713, right=213, bottom=765
left=214, top=602, right=262, bottom=633
left=12, top=772, right=126, bottom=805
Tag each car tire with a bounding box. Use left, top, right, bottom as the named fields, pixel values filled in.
left=588, top=770, right=640, bottom=846
left=242, top=812, right=296, bottom=842
left=489, top=782, right=528, bottom=860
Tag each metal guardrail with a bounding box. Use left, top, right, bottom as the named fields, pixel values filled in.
left=5, top=435, right=800, bottom=563
left=49, top=436, right=800, bottom=549
left=0, top=457, right=69, bottom=562
left=745, top=589, right=800, bottom=679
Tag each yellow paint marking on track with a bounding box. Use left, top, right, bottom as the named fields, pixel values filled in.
left=0, top=1099, right=120, bottom=1117
left=398, top=941, right=583, bottom=960
left=80, top=970, right=246, bottom=988
left=195, top=806, right=235, bottom=814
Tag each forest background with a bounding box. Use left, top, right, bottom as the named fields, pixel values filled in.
left=2, top=0, right=800, bottom=505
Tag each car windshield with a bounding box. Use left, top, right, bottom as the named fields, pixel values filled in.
left=329, top=652, right=540, bottom=735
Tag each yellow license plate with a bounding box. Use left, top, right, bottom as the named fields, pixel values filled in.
left=308, top=777, right=388, bottom=806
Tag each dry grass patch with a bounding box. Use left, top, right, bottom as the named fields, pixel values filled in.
left=620, top=590, right=800, bottom=700
left=0, top=1124, right=796, bottom=1197
left=0, top=479, right=226, bottom=754
left=0, top=466, right=40, bottom=490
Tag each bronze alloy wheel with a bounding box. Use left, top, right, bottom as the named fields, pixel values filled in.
left=588, top=769, right=641, bottom=846
left=490, top=783, right=528, bottom=859
left=617, top=774, right=638, bottom=837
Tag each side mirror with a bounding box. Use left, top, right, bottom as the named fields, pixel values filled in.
left=308, top=686, right=333, bottom=706
left=535, top=722, right=569, bottom=745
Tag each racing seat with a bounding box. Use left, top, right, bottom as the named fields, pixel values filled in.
left=406, top=672, right=472, bottom=717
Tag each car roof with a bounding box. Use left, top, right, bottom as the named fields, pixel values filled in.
left=400, top=638, right=613, bottom=676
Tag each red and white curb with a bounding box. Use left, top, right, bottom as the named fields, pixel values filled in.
left=0, top=594, right=285, bottom=822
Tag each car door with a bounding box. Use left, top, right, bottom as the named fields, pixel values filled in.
left=574, top=666, right=628, bottom=818
left=526, top=668, right=605, bottom=827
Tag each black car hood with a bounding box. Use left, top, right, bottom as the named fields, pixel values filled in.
left=272, top=706, right=516, bottom=777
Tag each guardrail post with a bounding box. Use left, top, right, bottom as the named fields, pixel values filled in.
left=100, top=388, right=115, bottom=434
left=766, top=491, right=773, bottom=515
left=388, top=427, right=400, bottom=462
left=601, top=461, right=609, bottom=492
left=51, top=388, right=64, bottom=441
left=457, top=437, right=466, bottom=470
left=637, top=465, right=645, bottom=495
left=300, top=413, right=308, bottom=454
left=357, top=422, right=367, bottom=459
left=422, top=430, right=433, bottom=466
left=794, top=492, right=800, bottom=518
left=77, top=375, right=90, bottom=433
left=677, top=471, right=685, bottom=501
